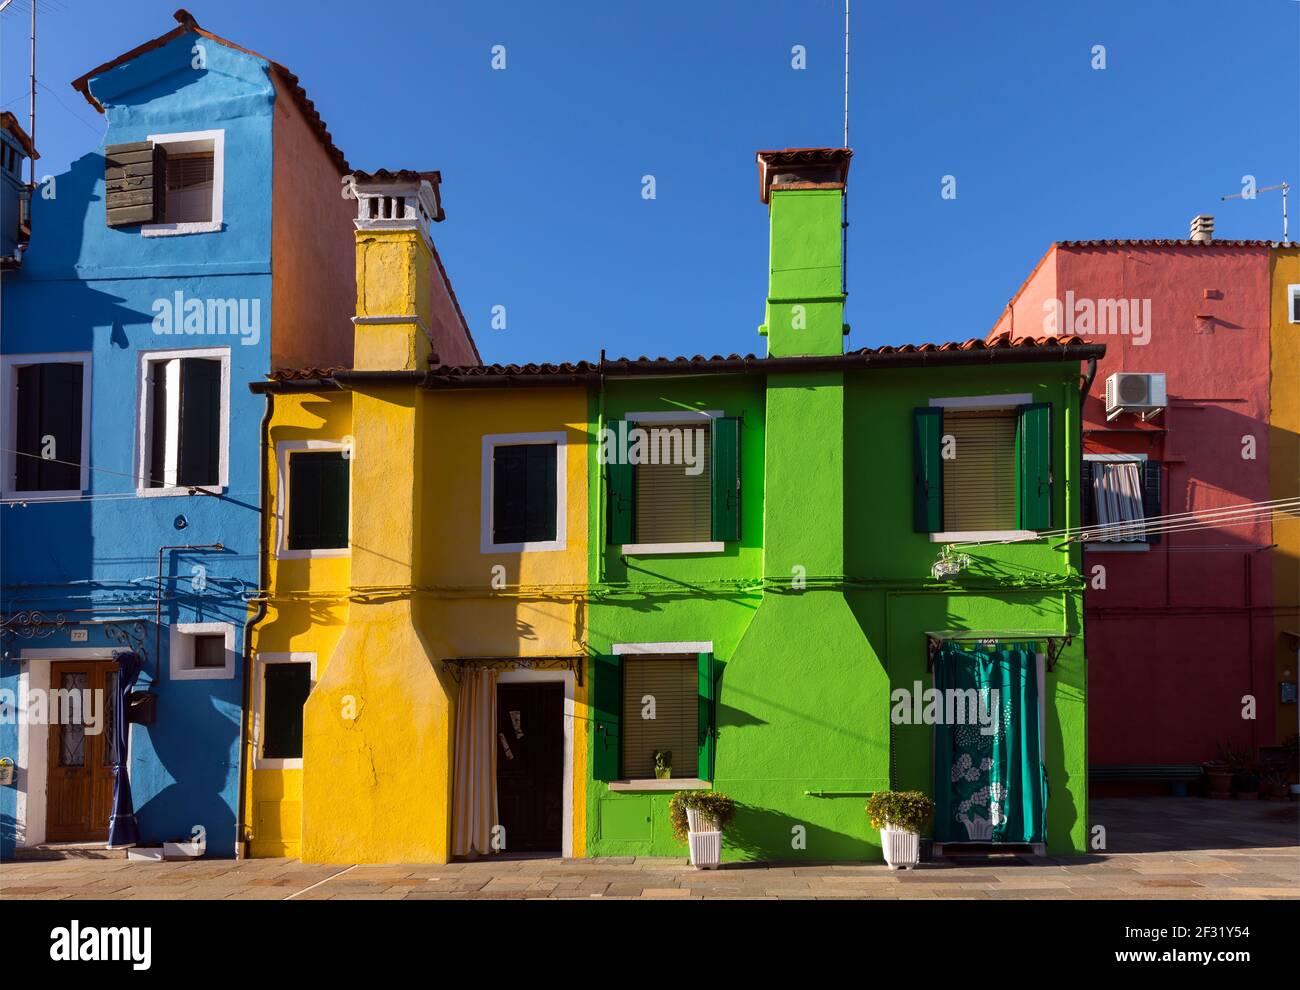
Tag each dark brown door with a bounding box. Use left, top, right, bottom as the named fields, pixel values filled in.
left=46, top=660, right=120, bottom=842
left=495, top=682, right=563, bottom=853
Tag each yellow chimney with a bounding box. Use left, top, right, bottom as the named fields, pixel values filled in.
left=349, top=171, right=444, bottom=370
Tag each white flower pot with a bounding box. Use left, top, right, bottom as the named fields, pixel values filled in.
left=688, top=830, right=722, bottom=869
left=685, top=807, right=717, bottom=833
left=880, top=827, right=920, bottom=870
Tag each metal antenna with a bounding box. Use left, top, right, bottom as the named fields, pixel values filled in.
left=843, top=0, right=850, bottom=148
left=841, top=1, right=850, bottom=308
left=1221, top=181, right=1290, bottom=242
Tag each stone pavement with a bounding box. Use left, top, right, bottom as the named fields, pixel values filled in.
left=2, top=798, right=1296, bottom=900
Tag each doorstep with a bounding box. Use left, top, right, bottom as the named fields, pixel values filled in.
left=12, top=842, right=128, bottom=862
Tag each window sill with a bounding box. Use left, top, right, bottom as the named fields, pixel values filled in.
left=170, top=666, right=235, bottom=681
left=253, top=757, right=303, bottom=771
left=136, top=485, right=224, bottom=498
left=929, top=530, right=1038, bottom=543
left=481, top=540, right=566, bottom=554
left=141, top=221, right=221, bottom=237
left=1083, top=542, right=1150, bottom=552
left=277, top=547, right=350, bottom=560
left=621, top=542, right=725, bottom=556
left=607, top=778, right=710, bottom=792
left=1, top=488, right=84, bottom=501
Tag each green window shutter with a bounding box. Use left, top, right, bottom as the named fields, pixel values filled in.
left=697, top=651, right=715, bottom=780
left=606, top=422, right=634, bottom=545
left=1016, top=403, right=1052, bottom=531
left=1079, top=459, right=1096, bottom=529
left=289, top=451, right=350, bottom=550
left=710, top=417, right=741, bottom=542
left=1142, top=460, right=1162, bottom=545
left=592, top=654, right=622, bottom=781
left=14, top=363, right=82, bottom=492
left=913, top=407, right=943, bottom=532
left=104, top=141, right=163, bottom=227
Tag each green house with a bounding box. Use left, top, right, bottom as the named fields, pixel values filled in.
left=584, top=149, right=1102, bottom=860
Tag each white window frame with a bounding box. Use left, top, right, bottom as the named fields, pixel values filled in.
left=480, top=431, right=568, bottom=553
left=620, top=409, right=724, bottom=556
left=607, top=640, right=713, bottom=792
left=252, top=652, right=316, bottom=770
left=1082, top=452, right=1150, bottom=553
left=169, top=621, right=237, bottom=681
left=276, top=439, right=352, bottom=559
left=0, top=351, right=92, bottom=500
left=927, top=393, right=1038, bottom=543
left=1289, top=285, right=1300, bottom=324
left=141, top=129, right=224, bottom=236
left=135, top=346, right=230, bottom=497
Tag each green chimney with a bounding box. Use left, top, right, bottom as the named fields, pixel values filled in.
left=756, top=148, right=852, bottom=357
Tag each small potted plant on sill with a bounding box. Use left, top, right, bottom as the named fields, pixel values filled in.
left=653, top=749, right=672, bottom=780
left=668, top=790, right=736, bottom=870
left=866, top=790, right=935, bottom=870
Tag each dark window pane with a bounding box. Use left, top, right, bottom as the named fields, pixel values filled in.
left=263, top=663, right=311, bottom=760
left=148, top=361, right=170, bottom=487
left=177, top=358, right=221, bottom=487
left=13, top=363, right=82, bottom=492
left=193, top=634, right=226, bottom=669
left=288, top=451, right=350, bottom=550
left=493, top=443, right=557, bottom=544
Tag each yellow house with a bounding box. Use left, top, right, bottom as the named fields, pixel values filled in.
left=244, top=171, right=588, bottom=862
left=1271, top=246, right=1300, bottom=741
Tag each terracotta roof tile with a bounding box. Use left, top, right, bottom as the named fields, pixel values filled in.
left=0, top=111, right=37, bottom=159
left=1056, top=239, right=1293, bottom=248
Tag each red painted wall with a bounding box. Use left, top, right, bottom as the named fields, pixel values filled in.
left=996, top=243, right=1276, bottom=766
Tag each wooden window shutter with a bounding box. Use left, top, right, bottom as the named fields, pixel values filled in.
left=1016, top=403, right=1052, bottom=531
left=697, top=651, right=715, bottom=780
left=710, top=416, right=741, bottom=542
left=148, top=362, right=171, bottom=487
left=177, top=358, right=221, bottom=487
left=104, top=141, right=164, bottom=227
left=606, top=424, right=634, bottom=545
left=621, top=657, right=698, bottom=780
left=262, top=663, right=311, bottom=759
left=14, top=363, right=81, bottom=492
left=289, top=451, right=350, bottom=550
left=1079, top=459, right=1096, bottom=528
left=592, top=654, right=622, bottom=781
left=1142, top=460, right=1162, bottom=545
left=493, top=443, right=557, bottom=544
left=913, top=407, right=943, bottom=532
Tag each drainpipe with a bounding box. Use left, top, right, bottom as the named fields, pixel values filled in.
left=235, top=391, right=275, bottom=858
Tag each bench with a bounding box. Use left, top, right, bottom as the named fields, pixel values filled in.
left=1090, top=764, right=1203, bottom=795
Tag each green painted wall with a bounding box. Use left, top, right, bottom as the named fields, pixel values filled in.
left=584, top=360, right=1088, bottom=860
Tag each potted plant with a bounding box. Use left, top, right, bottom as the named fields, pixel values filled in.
left=1204, top=741, right=1243, bottom=799
left=866, top=790, right=935, bottom=870
left=668, top=790, right=736, bottom=870
left=653, top=749, right=672, bottom=780
left=1261, top=768, right=1289, bottom=801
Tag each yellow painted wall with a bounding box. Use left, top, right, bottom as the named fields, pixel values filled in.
left=1270, top=247, right=1300, bottom=743
left=244, top=390, right=354, bottom=858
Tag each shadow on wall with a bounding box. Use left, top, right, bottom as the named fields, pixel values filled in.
left=724, top=801, right=875, bottom=862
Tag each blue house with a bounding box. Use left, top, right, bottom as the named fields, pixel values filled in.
left=0, top=9, right=365, bottom=858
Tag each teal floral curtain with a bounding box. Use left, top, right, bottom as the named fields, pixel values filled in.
left=932, top=642, right=1047, bottom=844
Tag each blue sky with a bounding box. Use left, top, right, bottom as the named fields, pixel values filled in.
left=2, top=0, right=1297, bottom=364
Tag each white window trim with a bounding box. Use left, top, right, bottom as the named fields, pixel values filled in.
left=276, top=439, right=352, bottom=559
left=480, top=431, right=567, bottom=553
left=1289, top=285, right=1300, bottom=324
left=135, top=346, right=230, bottom=497
left=1083, top=452, right=1150, bottom=553
left=928, top=393, right=1035, bottom=541
left=620, top=409, right=723, bottom=556
left=140, top=129, right=224, bottom=236
left=610, top=641, right=713, bottom=788
left=169, top=621, right=237, bottom=681
left=0, top=351, right=92, bottom=500
left=496, top=668, right=576, bottom=857
left=252, top=652, right=316, bottom=770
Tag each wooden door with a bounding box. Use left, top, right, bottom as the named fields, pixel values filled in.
left=46, top=660, right=120, bottom=842
left=495, top=683, right=563, bottom=852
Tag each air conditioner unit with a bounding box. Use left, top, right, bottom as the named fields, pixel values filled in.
left=1105, top=372, right=1167, bottom=421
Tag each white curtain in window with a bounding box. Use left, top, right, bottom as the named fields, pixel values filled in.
left=451, top=669, right=498, bottom=856
left=1093, top=461, right=1145, bottom=541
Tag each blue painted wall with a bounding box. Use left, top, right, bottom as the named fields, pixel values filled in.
left=1, top=33, right=279, bottom=857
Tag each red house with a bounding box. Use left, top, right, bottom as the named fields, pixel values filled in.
left=991, top=219, right=1279, bottom=788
